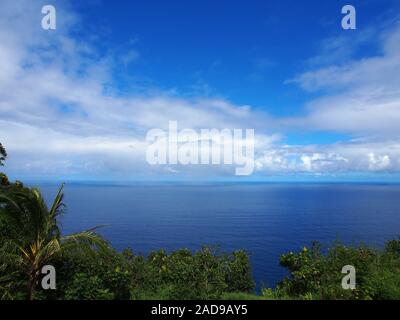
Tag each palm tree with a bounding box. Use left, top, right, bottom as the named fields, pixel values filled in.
left=0, top=183, right=107, bottom=300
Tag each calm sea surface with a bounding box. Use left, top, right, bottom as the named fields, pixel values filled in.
left=40, top=183, right=400, bottom=287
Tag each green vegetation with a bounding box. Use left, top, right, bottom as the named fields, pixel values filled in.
left=1, top=142, right=400, bottom=300
left=0, top=182, right=107, bottom=299
left=266, top=240, right=400, bottom=300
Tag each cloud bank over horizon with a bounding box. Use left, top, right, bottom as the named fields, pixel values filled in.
left=1, top=0, right=400, bottom=181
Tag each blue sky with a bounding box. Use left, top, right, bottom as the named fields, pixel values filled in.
left=1, top=0, right=400, bottom=182
left=70, top=0, right=393, bottom=109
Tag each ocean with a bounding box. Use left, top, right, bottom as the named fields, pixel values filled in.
left=40, top=183, right=400, bottom=288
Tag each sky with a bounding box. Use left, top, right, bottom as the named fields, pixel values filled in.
left=1, top=0, right=400, bottom=182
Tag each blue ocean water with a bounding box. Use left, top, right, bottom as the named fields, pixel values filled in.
left=40, top=183, right=400, bottom=288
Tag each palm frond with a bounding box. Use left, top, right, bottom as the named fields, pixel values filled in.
left=61, top=226, right=110, bottom=255
left=48, top=184, right=65, bottom=219
left=18, top=238, right=61, bottom=270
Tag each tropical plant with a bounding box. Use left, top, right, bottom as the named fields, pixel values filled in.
left=274, top=239, right=400, bottom=300
left=0, top=184, right=107, bottom=299
left=0, top=240, right=23, bottom=299
left=128, top=246, right=255, bottom=300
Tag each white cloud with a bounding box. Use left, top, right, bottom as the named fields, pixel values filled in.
left=288, top=22, right=400, bottom=137
left=1, top=1, right=400, bottom=180
left=254, top=141, right=400, bottom=174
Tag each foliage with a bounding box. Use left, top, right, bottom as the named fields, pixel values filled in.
left=265, top=239, right=400, bottom=300
left=64, top=273, right=115, bottom=300
left=44, top=243, right=131, bottom=300
left=220, top=292, right=267, bottom=300
left=127, top=246, right=254, bottom=300
left=0, top=177, right=107, bottom=299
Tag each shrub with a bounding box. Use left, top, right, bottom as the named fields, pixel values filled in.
left=129, top=246, right=254, bottom=300
left=275, top=239, right=400, bottom=300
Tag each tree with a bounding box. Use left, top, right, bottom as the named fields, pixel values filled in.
left=0, top=143, right=6, bottom=166
left=0, top=184, right=107, bottom=299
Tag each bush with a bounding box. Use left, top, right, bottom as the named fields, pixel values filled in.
left=41, top=244, right=131, bottom=300
left=64, top=273, right=115, bottom=300
left=273, top=239, right=400, bottom=300
left=129, top=246, right=255, bottom=300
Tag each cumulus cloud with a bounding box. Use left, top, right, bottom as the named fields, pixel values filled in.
left=1, top=0, right=400, bottom=180
left=288, top=21, right=400, bottom=136
left=254, top=140, right=400, bottom=174
left=0, top=0, right=273, bottom=179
